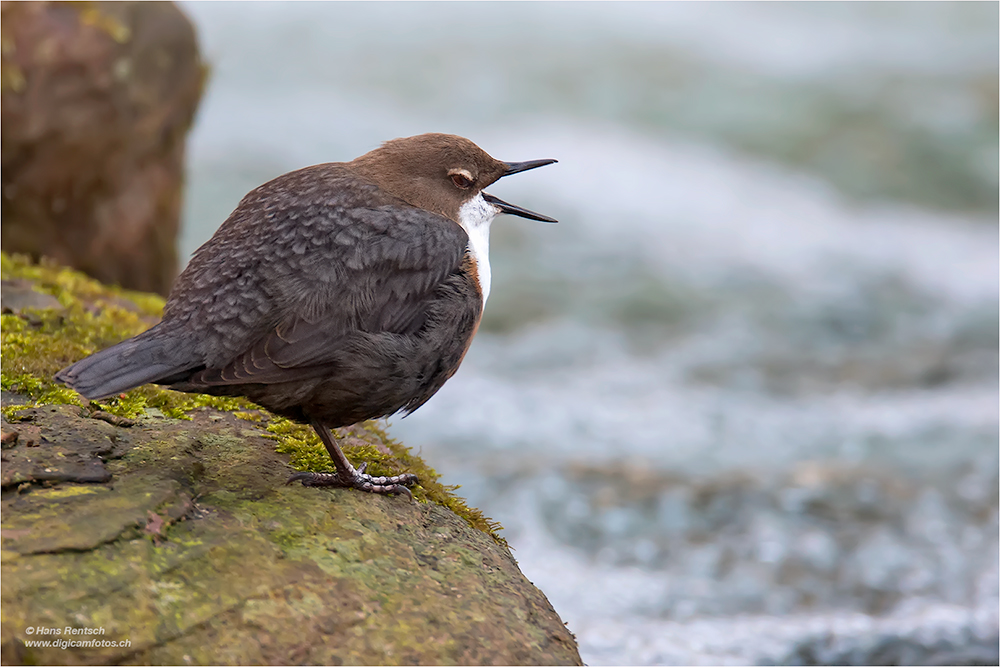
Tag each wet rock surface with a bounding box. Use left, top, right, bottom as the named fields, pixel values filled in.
left=1, top=405, right=128, bottom=486
left=0, top=400, right=581, bottom=665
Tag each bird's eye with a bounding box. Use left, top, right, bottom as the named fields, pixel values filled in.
left=450, top=172, right=473, bottom=189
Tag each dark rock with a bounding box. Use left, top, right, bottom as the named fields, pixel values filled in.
left=0, top=429, right=18, bottom=448
left=1, top=1, right=205, bottom=295
left=1, top=280, right=64, bottom=314
left=0, top=405, right=128, bottom=488
left=0, top=406, right=582, bottom=665
left=0, top=254, right=580, bottom=664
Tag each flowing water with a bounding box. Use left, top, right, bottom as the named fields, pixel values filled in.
left=179, top=3, right=998, bottom=664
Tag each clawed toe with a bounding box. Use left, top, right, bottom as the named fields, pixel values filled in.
left=287, top=421, right=419, bottom=501
left=353, top=471, right=418, bottom=502
left=286, top=471, right=343, bottom=487
left=286, top=468, right=418, bottom=501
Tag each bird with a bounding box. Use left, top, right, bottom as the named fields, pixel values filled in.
left=56, top=133, right=557, bottom=499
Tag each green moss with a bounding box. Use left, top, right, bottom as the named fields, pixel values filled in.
left=29, top=485, right=104, bottom=500
left=0, top=253, right=241, bottom=421
left=0, top=252, right=505, bottom=544
left=1, top=403, right=34, bottom=422
left=90, top=392, right=148, bottom=420
left=269, top=417, right=506, bottom=547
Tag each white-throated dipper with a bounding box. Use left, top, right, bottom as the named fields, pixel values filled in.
left=55, top=133, right=556, bottom=499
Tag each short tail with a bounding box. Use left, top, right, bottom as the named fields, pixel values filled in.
left=55, top=328, right=198, bottom=400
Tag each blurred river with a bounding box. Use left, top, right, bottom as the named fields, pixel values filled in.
left=179, top=3, right=998, bottom=664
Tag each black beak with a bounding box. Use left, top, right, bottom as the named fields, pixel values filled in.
left=486, top=158, right=558, bottom=222
left=502, top=158, right=557, bottom=176
left=482, top=192, right=558, bottom=223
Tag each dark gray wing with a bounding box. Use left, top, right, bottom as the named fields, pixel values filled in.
left=162, top=164, right=469, bottom=383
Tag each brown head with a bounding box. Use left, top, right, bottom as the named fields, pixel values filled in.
left=349, top=133, right=557, bottom=224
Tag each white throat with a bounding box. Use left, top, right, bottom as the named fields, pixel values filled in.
left=458, top=193, right=499, bottom=308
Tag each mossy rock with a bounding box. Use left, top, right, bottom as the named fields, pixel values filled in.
left=2, top=2, right=207, bottom=296
left=0, top=254, right=582, bottom=665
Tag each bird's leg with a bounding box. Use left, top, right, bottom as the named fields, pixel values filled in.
left=287, top=421, right=418, bottom=500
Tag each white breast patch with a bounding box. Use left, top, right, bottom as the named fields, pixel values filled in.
left=458, top=193, right=500, bottom=308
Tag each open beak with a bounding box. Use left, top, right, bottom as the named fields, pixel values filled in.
left=483, top=193, right=557, bottom=223
left=502, top=158, right=557, bottom=176
left=484, top=158, right=558, bottom=223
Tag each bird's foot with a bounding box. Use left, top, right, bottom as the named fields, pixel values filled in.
left=287, top=462, right=418, bottom=501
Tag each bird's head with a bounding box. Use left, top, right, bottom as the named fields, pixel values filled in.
left=351, top=133, right=557, bottom=225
